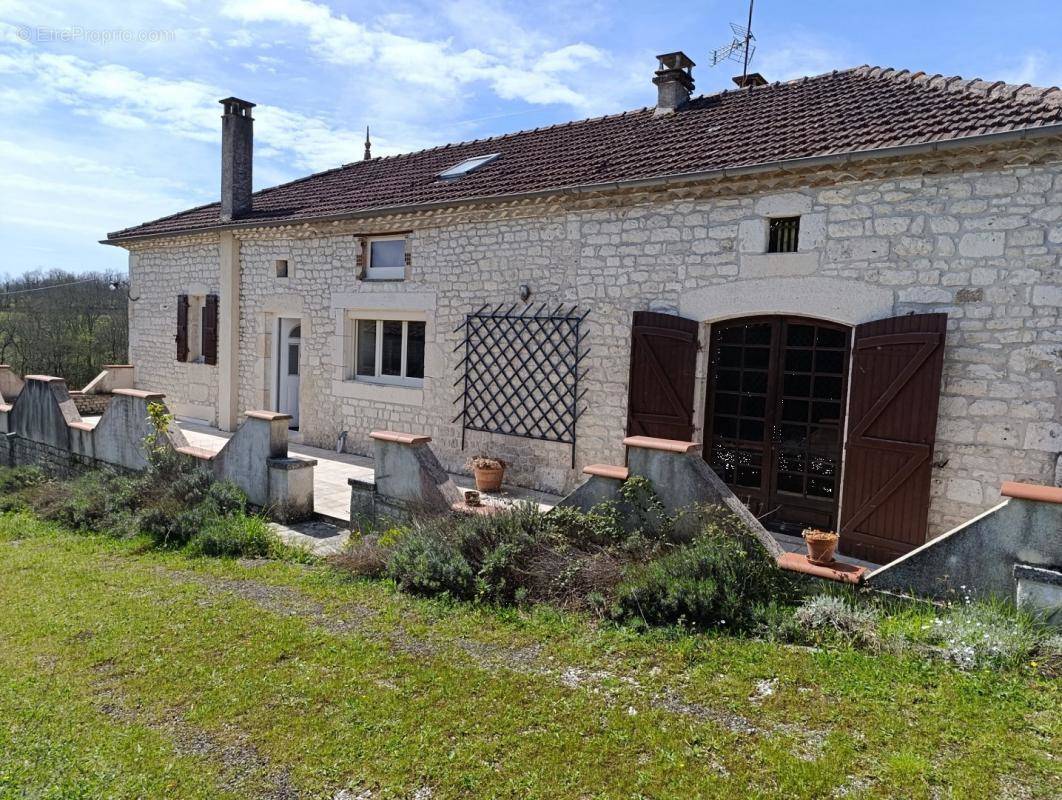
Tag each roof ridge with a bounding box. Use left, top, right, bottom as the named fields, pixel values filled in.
left=855, top=64, right=1062, bottom=107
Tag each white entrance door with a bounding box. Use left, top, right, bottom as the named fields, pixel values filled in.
left=277, top=319, right=301, bottom=428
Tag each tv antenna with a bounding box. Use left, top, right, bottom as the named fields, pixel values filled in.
left=709, top=0, right=756, bottom=84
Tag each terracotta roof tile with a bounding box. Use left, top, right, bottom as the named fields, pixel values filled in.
left=106, top=65, right=1062, bottom=241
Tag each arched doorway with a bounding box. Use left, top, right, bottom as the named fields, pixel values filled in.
left=703, top=316, right=851, bottom=536
left=276, top=319, right=301, bottom=429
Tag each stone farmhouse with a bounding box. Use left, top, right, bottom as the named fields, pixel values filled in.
left=104, top=54, right=1062, bottom=564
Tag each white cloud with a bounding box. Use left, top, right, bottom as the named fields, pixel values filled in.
left=218, top=0, right=610, bottom=111
left=0, top=50, right=374, bottom=170
left=1002, top=51, right=1062, bottom=88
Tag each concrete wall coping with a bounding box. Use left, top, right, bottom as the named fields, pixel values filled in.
left=101, top=365, right=134, bottom=370
left=0, top=403, right=11, bottom=413
left=112, top=388, right=166, bottom=399
left=267, top=456, right=317, bottom=470
left=370, top=430, right=432, bottom=445
left=1001, top=481, right=1062, bottom=505
left=1015, top=564, right=1062, bottom=586
left=68, top=421, right=94, bottom=432
left=245, top=410, right=293, bottom=421
left=175, top=444, right=217, bottom=461
left=24, top=375, right=64, bottom=383
left=622, top=435, right=700, bottom=454
left=583, top=463, right=630, bottom=480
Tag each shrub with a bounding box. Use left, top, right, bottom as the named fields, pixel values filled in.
left=792, top=594, right=880, bottom=647
left=386, top=527, right=475, bottom=599
left=918, top=602, right=1042, bottom=671
left=611, top=510, right=783, bottom=631
left=330, top=534, right=390, bottom=579
left=0, top=466, right=45, bottom=494
left=188, top=513, right=275, bottom=558
left=205, top=480, right=247, bottom=516
left=139, top=501, right=213, bottom=548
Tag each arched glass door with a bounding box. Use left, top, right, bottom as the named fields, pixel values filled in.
left=703, top=316, right=851, bottom=535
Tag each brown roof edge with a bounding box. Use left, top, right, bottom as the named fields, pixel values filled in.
left=1000, top=481, right=1062, bottom=504
left=101, top=122, right=1062, bottom=246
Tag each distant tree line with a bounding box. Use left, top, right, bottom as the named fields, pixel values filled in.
left=0, top=269, right=129, bottom=389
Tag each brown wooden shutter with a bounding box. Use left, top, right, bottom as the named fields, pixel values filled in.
left=203, top=294, right=219, bottom=366
left=838, top=312, right=947, bottom=563
left=176, top=294, right=189, bottom=362
left=626, top=311, right=699, bottom=440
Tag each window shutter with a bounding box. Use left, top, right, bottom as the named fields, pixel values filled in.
left=203, top=294, right=219, bottom=366
left=838, top=312, right=947, bottom=563
left=355, top=237, right=367, bottom=279
left=176, top=294, right=189, bottom=362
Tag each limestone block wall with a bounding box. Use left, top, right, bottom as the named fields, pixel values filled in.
left=128, top=237, right=221, bottom=423
left=126, top=145, right=1062, bottom=538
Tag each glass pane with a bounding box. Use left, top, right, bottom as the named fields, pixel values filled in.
left=381, top=321, right=403, bottom=376
left=356, top=320, right=376, bottom=376
left=816, top=327, right=847, bottom=348
left=370, top=239, right=405, bottom=269
left=742, top=371, right=768, bottom=393
left=714, top=392, right=739, bottom=414
left=739, top=419, right=764, bottom=441
left=740, top=394, right=765, bottom=418
left=719, top=346, right=742, bottom=367
left=782, top=399, right=809, bottom=422
left=713, top=416, right=738, bottom=439
left=717, top=370, right=740, bottom=391
left=785, top=349, right=812, bottom=372
left=786, top=324, right=814, bottom=347
left=406, top=322, right=425, bottom=379
left=287, top=344, right=299, bottom=376
left=746, top=324, right=772, bottom=345
left=815, top=375, right=843, bottom=400
left=784, top=373, right=811, bottom=397
left=815, top=349, right=844, bottom=374
left=719, top=326, right=743, bottom=344
left=811, top=401, right=841, bottom=424
left=744, top=347, right=770, bottom=369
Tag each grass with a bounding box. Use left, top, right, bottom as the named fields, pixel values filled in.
left=0, top=512, right=1059, bottom=799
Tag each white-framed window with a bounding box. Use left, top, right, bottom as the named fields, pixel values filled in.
left=347, top=312, right=426, bottom=386
left=365, top=235, right=406, bottom=280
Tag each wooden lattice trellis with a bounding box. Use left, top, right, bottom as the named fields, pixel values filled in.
left=453, top=303, right=590, bottom=466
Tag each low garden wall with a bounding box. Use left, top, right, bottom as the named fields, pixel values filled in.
left=0, top=373, right=315, bottom=522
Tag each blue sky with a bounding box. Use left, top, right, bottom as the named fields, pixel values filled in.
left=1, top=0, right=1060, bottom=277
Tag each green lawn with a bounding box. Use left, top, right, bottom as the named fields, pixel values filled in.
left=1, top=512, right=1058, bottom=799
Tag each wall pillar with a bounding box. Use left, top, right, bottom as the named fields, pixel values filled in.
left=218, top=232, right=240, bottom=430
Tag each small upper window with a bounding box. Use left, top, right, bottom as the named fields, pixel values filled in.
left=437, top=153, right=500, bottom=180
left=767, top=216, right=800, bottom=253
left=366, top=237, right=406, bottom=280
left=275, top=259, right=289, bottom=278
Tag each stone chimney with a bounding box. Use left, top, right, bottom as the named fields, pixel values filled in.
left=653, top=51, right=695, bottom=115
left=219, top=97, right=255, bottom=221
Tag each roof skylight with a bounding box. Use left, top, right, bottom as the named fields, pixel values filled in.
left=437, top=153, right=500, bottom=179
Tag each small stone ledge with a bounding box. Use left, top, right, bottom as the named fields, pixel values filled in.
left=112, top=388, right=165, bottom=400
left=24, top=375, right=64, bottom=383
left=175, top=444, right=217, bottom=461
left=583, top=463, right=630, bottom=480
left=68, top=421, right=95, bottom=432
left=267, top=456, right=316, bottom=470
left=622, top=435, right=700, bottom=454
left=1000, top=481, right=1062, bottom=504
left=777, top=552, right=867, bottom=584
left=370, top=430, right=431, bottom=445
left=246, top=410, right=293, bottom=421
left=1015, top=563, right=1062, bottom=586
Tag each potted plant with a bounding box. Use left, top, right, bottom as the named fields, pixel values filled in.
left=802, top=528, right=840, bottom=565
left=467, top=456, right=506, bottom=493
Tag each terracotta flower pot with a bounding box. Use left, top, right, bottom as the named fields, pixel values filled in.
left=473, top=465, right=504, bottom=493
left=803, top=529, right=839, bottom=565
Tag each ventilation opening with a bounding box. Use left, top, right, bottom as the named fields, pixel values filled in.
left=275, top=259, right=289, bottom=278
left=768, top=217, right=800, bottom=253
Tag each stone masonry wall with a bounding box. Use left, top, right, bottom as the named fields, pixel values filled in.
left=128, top=237, right=221, bottom=423
left=126, top=146, right=1062, bottom=537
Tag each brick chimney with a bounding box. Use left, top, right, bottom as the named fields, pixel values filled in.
left=219, top=97, right=255, bottom=221
left=653, top=51, right=695, bottom=115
